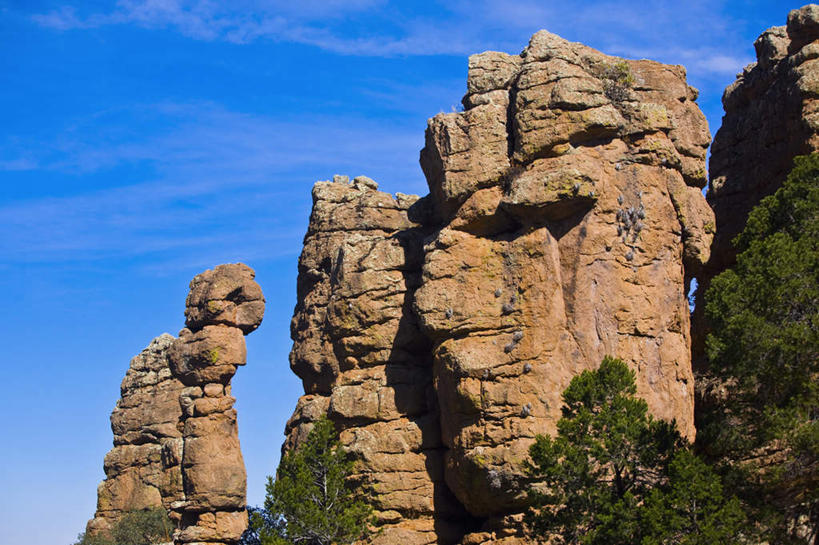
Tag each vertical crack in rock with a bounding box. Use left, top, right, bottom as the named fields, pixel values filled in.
left=86, top=263, right=265, bottom=545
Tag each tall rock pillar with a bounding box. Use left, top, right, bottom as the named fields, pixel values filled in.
left=86, top=263, right=264, bottom=545
left=415, top=32, right=713, bottom=539
left=169, top=263, right=265, bottom=545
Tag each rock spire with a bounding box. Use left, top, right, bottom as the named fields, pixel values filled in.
left=87, top=263, right=265, bottom=545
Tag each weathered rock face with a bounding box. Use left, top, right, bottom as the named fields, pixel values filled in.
left=88, top=263, right=264, bottom=545
left=86, top=334, right=185, bottom=537
left=708, top=5, right=819, bottom=273
left=692, top=4, right=819, bottom=368
left=285, top=31, right=712, bottom=544
left=169, top=263, right=264, bottom=545
left=286, top=175, right=474, bottom=544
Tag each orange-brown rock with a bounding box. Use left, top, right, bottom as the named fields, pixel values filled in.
left=284, top=31, right=712, bottom=544
left=184, top=263, right=265, bottom=334
left=285, top=176, right=473, bottom=544
left=415, top=31, right=710, bottom=532
left=87, top=264, right=264, bottom=545
left=86, top=334, right=185, bottom=538
left=169, top=264, right=265, bottom=545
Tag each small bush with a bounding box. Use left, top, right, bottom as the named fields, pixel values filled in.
left=600, top=60, right=634, bottom=103
left=73, top=508, right=173, bottom=545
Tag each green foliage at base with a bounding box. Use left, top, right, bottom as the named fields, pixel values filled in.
left=72, top=507, right=173, bottom=545
left=240, top=416, right=372, bottom=545
left=701, top=153, right=819, bottom=543
left=527, top=356, right=743, bottom=545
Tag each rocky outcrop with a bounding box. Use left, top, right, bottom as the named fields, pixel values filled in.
left=86, top=334, right=185, bottom=537
left=88, top=263, right=264, bottom=545
left=285, top=31, right=712, bottom=544
left=286, top=175, right=474, bottom=544
left=693, top=4, right=819, bottom=366
left=708, top=4, right=819, bottom=270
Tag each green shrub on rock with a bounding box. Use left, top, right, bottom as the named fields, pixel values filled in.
left=526, top=356, right=743, bottom=545
left=240, top=416, right=372, bottom=545
left=72, top=507, right=173, bottom=545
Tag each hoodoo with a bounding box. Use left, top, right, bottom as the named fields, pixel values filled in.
left=87, top=263, right=265, bottom=545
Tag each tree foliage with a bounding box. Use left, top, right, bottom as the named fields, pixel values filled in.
left=701, top=153, right=819, bottom=543
left=241, top=416, right=371, bottom=545
left=527, top=356, right=743, bottom=545
left=72, top=507, right=173, bottom=545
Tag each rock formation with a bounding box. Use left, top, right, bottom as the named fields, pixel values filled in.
left=692, top=5, right=819, bottom=367
left=285, top=30, right=713, bottom=544
left=708, top=4, right=819, bottom=274
left=87, top=263, right=264, bottom=545
left=86, top=334, right=185, bottom=538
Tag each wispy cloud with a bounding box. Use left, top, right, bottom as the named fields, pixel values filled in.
left=0, top=101, right=424, bottom=271
left=29, top=0, right=760, bottom=77
left=14, top=0, right=773, bottom=270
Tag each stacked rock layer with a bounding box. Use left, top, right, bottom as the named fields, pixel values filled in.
left=88, top=263, right=265, bottom=545
left=285, top=30, right=714, bottom=544
left=86, top=334, right=185, bottom=538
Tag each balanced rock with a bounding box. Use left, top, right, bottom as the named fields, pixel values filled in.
left=169, top=264, right=265, bottom=545
left=86, top=264, right=264, bottom=545
left=184, top=263, right=265, bottom=334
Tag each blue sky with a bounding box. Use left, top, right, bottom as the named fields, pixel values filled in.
left=0, top=1, right=799, bottom=544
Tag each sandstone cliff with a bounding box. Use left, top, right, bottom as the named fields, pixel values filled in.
left=285, top=30, right=713, bottom=544
left=88, top=263, right=264, bottom=545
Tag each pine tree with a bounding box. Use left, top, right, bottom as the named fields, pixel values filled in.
left=244, top=416, right=371, bottom=545
left=701, top=153, right=819, bottom=544
left=527, top=356, right=742, bottom=545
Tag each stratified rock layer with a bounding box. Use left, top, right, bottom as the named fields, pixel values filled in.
left=88, top=263, right=264, bottom=545
left=285, top=31, right=713, bottom=544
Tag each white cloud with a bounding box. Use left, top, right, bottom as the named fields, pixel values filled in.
left=693, top=54, right=751, bottom=76
left=0, top=101, right=425, bottom=269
